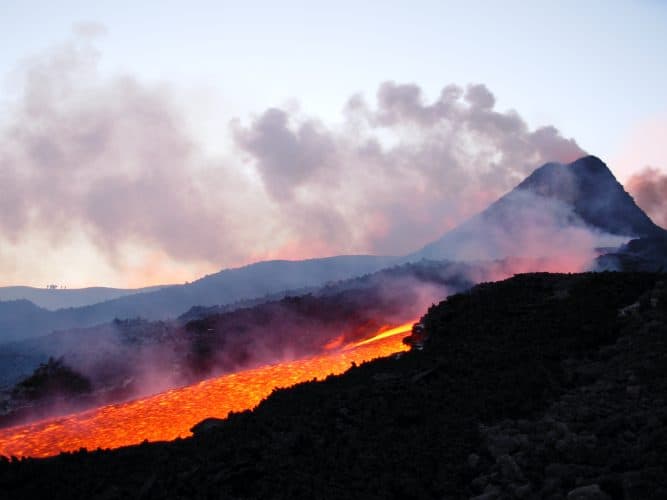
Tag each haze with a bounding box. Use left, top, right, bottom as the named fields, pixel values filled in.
left=1, top=1, right=666, bottom=288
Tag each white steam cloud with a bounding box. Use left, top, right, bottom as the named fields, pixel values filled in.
left=0, top=29, right=585, bottom=286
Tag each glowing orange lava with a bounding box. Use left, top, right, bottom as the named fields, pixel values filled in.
left=0, top=322, right=413, bottom=458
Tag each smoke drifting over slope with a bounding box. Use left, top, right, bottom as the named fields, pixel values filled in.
left=411, top=156, right=654, bottom=271
left=0, top=34, right=249, bottom=274
left=0, top=260, right=465, bottom=426
left=627, top=167, right=667, bottom=229
left=233, top=82, right=585, bottom=256
left=0, top=29, right=584, bottom=286
left=415, top=189, right=626, bottom=267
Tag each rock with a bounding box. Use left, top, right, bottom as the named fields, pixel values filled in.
left=574, top=363, right=605, bottom=384
left=517, top=433, right=530, bottom=451
left=545, top=463, right=565, bottom=477
left=470, top=492, right=499, bottom=500
left=513, top=451, right=528, bottom=468
left=541, top=477, right=562, bottom=497
left=518, top=419, right=533, bottom=433
left=555, top=438, right=568, bottom=453
left=470, top=482, right=501, bottom=499
left=137, top=473, right=157, bottom=499
left=566, top=484, right=610, bottom=500
left=591, top=474, right=623, bottom=499
left=92, top=486, right=122, bottom=500
left=622, top=430, right=636, bottom=442
left=498, top=454, right=524, bottom=482
left=546, top=430, right=559, bottom=445
left=598, top=344, right=619, bottom=360
left=646, top=415, right=660, bottom=430
left=470, top=475, right=489, bottom=493
left=190, top=417, right=225, bottom=435
left=622, top=471, right=652, bottom=498
left=545, top=463, right=578, bottom=487
left=555, top=421, right=571, bottom=437
left=512, top=483, right=532, bottom=499
left=484, top=484, right=501, bottom=495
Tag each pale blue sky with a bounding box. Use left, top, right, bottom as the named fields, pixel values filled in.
left=2, top=0, right=665, bottom=169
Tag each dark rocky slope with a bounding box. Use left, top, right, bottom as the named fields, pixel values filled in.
left=0, top=272, right=665, bottom=499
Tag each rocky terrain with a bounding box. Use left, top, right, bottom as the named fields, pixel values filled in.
left=0, top=258, right=474, bottom=427
left=3, top=155, right=666, bottom=429
left=0, top=256, right=399, bottom=344
left=0, top=272, right=665, bottom=499
left=466, top=279, right=666, bottom=499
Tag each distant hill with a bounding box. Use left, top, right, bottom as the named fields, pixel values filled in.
left=0, top=285, right=171, bottom=311
left=0, top=255, right=398, bottom=343
left=412, top=156, right=666, bottom=262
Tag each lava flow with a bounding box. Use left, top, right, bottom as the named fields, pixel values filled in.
left=0, top=322, right=414, bottom=458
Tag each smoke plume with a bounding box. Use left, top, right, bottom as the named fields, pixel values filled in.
left=627, top=167, right=667, bottom=229
left=0, top=29, right=585, bottom=286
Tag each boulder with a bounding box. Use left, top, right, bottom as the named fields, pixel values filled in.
left=566, top=484, right=610, bottom=500
left=190, top=417, right=226, bottom=435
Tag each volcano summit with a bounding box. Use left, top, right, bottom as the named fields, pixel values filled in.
left=413, top=156, right=666, bottom=264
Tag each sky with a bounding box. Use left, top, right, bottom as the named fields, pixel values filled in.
left=0, top=0, right=666, bottom=288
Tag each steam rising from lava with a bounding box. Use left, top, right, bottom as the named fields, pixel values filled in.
left=0, top=322, right=413, bottom=458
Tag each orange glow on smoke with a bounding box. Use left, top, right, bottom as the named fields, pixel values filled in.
left=0, top=322, right=413, bottom=458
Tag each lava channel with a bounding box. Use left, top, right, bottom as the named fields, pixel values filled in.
left=0, top=322, right=413, bottom=458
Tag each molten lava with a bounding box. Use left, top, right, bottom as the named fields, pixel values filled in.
left=0, top=322, right=413, bottom=458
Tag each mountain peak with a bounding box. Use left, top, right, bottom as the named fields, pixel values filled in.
left=571, top=154, right=610, bottom=171
left=516, top=156, right=662, bottom=238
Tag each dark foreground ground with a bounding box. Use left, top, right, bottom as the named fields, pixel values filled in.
left=1, top=272, right=665, bottom=500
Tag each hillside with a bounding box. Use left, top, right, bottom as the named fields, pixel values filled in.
left=413, top=156, right=666, bottom=262
left=0, top=255, right=398, bottom=343
left=0, top=256, right=588, bottom=415
left=2, top=156, right=665, bottom=344
left=0, top=259, right=475, bottom=423
left=1, top=272, right=665, bottom=499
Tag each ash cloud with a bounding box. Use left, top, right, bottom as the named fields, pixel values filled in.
left=0, top=32, right=259, bottom=277
left=234, top=81, right=585, bottom=256
left=627, top=167, right=667, bottom=229
left=1, top=30, right=586, bottom=284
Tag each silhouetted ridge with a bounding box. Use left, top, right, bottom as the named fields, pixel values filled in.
left=2, top=273, right=666, bottom=499
left=411, top=155, right=651, bottom=262
left=517, top=155, right=664, bottom=238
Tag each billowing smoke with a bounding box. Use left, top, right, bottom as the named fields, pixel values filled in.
left=233, top=82, right=585, bottom=256
left=0, top=33, right=259, bottom=272
left=627, top=167, right=667, bottom=229
left=415, top=186, right=629, bottom=270
left=0, top=263, right=459, bottom=427
left=0, top=30, right=585, bottom=286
